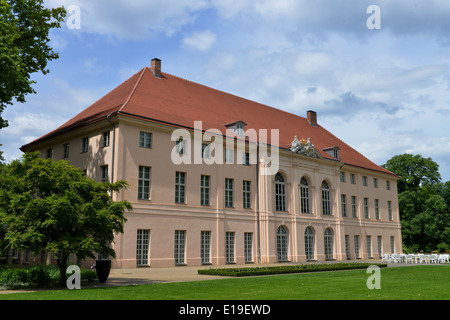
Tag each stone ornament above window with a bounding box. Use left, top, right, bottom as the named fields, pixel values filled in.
left=290, top=136, right=321, bottom=158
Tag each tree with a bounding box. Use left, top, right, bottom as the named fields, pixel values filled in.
left=0, top=0, right=66, bottom=129
left=0, top=153, right=132, bottom=286
left=383, top=153, right=449, bottom=252
left=382, top=153, right=441, bottom=194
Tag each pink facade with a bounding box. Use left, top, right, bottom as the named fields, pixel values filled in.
left=21, top=59, right=402, bottom=268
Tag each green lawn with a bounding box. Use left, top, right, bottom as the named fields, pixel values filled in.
left=1, top=265, right=449, bottom=300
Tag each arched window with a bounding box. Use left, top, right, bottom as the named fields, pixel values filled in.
left=277, top=226, right=288, bottom=261
left=275, top=173, right=286, bottom=212
left=304, top=227, right=315, bottom=260
left=322, top=181, right=331, bottom=215
left=324, top=228, right=334, bottom=260
left=300, top=177, right=310, bottom=213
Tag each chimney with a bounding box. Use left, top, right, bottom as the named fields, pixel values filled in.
left=151, top=58, right=162, bottom=78
left=307, top=110, right=317, bottom=126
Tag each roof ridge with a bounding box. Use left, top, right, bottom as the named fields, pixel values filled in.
left=118, top=67, right=147, bottom=113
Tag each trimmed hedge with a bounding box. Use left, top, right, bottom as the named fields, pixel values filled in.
left=198, top=262, right=387, bottom=277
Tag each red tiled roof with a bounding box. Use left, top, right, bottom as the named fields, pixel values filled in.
left=22, top=65, right=395, bottom=176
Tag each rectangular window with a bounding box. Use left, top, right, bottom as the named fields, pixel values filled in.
left=102, top=131, right=110, bottom=147
left=350, top=173, right=356, bottom=184
left=243, top=180, right=251, bottom=209
left=388, top=201, right=393, bottom=221
left=46, top=148, right=53, bottom=159
left=139, top=132, right=152, bottom=148
left=101, top=165, right=108, bottom=183
left=81, top=137, right=89, bottom=153
left=176, top=138, right=186, bottom=155
left=362, top=176, right=368, bottom=186
left=226, top=232, right=235, bottom=263
left=377, top=236, right=382, bottom=257
left=138, top=166, right=151, bottom=200
left=225, top=148, right=234, bottom=164
left=174, top=230, right=186, bottom=265
left=341, top=194, right=347, bottom=217
left=244, top=232, right=253, bottom=263
left=225, top=178, right=234, bottom=207
left=202, top=143, right=210, bottom=159
left=367, top=235, right=372, bottom=258
left=351, top=196, right=357, bottom=218
left=136, top=229, right=150, bottom=266
left=386, top=180, right=391, bottom=190
left=373, top=178, right=378, bottom=188
left=345, top=235, right=350, bottom=260
left=63, top=143, right=70, bottom=158
left=375, top=199, right=380, bottom=219
left=200, top=175, right=210, bottom=206
left=175, top=172, right=186, bottom=204
left=354, top=235, right=360, bottom=259
left=200, top=231, right=211, bottom=264
left=364, top=197, right=369, bottom=218
left=242, top=152, right=250, bottom=165
left=390, top=236, right=395, bottom=254
left=340, top=171, right=345, bottom=182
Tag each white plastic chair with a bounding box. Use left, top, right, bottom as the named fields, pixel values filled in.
left=381, top=253, right=390, bottom=263
left=391, top=254, right=401, bottom=263
left=419, top=254, right=428, bottom=264
left=405, top=254, right=414, bottom=264
left=428, top=254, right=438, bottom=264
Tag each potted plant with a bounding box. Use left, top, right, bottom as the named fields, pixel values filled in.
left=96, top=251, right=111, bottom=283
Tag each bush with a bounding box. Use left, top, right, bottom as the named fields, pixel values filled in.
left=0, top=265, right=97, bottom=289
left=437, top=242, right=449, bottom=253
left=198, top=262, right=387, bottom=277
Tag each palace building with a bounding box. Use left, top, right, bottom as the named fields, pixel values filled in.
left=21, top=58, right=402, bottom=268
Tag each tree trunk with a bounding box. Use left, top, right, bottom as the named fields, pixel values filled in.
left=56, top=253, right=68, bottom=287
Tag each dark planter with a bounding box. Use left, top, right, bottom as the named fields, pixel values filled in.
left=96, top=260, right=111, bottom=283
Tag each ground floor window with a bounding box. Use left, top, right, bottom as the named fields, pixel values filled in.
left=174, top=230, right=186, bottom=265
left=244, top=232, right=253, bottom=263
left=345, top=235, right=350, bottom=260
left=305, top=227, right=314, bottom=260
left=354, top=235, right=360, bottom=258
left=226, top=232, right=235, bottom=263
left=277, top=226, right=288, bottom=261
left=377, top=236, right=382, bottom=257
left=367, top=235, right=372, bottom=258
left=136, top=229, right=150, bottom=266
left=324, top=228, right=334, bottom=260
left=201, top=231, right=211, bottom=264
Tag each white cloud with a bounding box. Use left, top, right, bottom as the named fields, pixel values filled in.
left=182, top=30, right=217, bottom=52
left=45, top=0, right=209, bottom=39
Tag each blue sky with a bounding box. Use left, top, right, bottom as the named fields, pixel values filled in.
left=2, top=0, right=450, bottom=181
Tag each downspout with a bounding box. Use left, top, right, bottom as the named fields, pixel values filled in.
left=106, top=113, right=116, bottom=197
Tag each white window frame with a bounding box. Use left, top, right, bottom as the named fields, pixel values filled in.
left=174, top=230, right=186, bottom=265
left=138, top=166, right=151, bottom=200
left=136, top=229, right=150, bottom=266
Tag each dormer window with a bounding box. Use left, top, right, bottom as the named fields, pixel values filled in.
left=323, top=146, right=340, bottom=159
left=225, top=121, right=247, bottom=137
